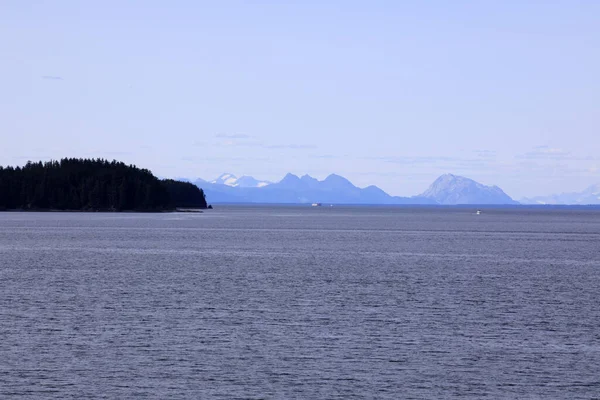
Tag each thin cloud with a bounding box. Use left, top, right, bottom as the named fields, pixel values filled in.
left=218, top=140, right=263, bottom=147
left=371, top=156, right=457, bottom=164
left=88, top=151, right=132, bottom=157
left=42, top=76, right=63, bottom=80
left=202, top=156, right=270, bottom=162
left=211, top=137, right=317, bottom=150
left=473, top=149, right=497, bottom=158
left=265, top=144, right=317, bottom=150
left=370, top=151, right=498, bottom=166
left=310, top=154, right=338, bottom=159
left=368, top=155, right=500, bottom=173
left=215, top=133, right=251, bottom=139
left=517, top=146, right=572, bottom=160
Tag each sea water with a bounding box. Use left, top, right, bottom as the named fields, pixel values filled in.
left=1, top=206, right=599, bottom=398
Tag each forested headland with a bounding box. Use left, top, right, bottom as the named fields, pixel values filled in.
left=0, top=158, right=207, bottom=211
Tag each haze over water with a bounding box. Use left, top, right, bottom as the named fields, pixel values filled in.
left=1, top=206, right=599, bottom=398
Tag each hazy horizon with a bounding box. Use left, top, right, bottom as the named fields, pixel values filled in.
left=2, top=1, right=598, bottom=198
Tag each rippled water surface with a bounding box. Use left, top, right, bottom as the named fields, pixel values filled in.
left=1, top=206, right=599, bottom=399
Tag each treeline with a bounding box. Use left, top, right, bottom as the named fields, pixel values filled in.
left=0, top=158, right=207, bottom=211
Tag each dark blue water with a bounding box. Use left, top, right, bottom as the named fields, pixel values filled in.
left=1, top=206, right=599, bottom=399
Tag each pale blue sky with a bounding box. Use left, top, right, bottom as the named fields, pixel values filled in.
left=1, top=1, right=598, bottom=198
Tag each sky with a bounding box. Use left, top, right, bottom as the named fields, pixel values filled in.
left=1, top=1, right=599, bottom=198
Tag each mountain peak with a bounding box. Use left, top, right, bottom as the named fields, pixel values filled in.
left=217, top=173, right=235, bottom=180
left=434, top=173, right=465, bottom=183
left=210, top=173, right=270, bottom=188
left=277, top=173, right=301, bottom=185
left=211, top=173, right=239, bottom=186
left=236, top=175, right=271, bottom=188
left=324, top=173, right=352, bottom=183
left=583, top=183, right=600, bottom=196
left=300, top=174, right=320, bottom=188
left=421, top=174, right=517, bottom=205
left=521, top=182, right=600, bottom=205
left=282, top=173, right=300, bottom=181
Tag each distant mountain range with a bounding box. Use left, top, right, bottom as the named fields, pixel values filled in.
left=190, top=172, right=519, bottom=205
left=520, top=183, right=600, bottom=205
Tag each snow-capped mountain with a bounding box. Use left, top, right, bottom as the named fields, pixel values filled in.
left=210, top=173, right=238, bottom=186
left=521, top=183, right=600, bottom=205
left=420, top=174, right=518, bottom=205
left=210, top=173, right=271, bottom=188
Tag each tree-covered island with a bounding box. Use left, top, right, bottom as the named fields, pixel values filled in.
left=0, top=158, right=207, bottom=211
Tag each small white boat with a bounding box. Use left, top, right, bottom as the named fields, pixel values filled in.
left=312, top=203, right=322, bottom=207
left=476, top=210, right=482, bottom=215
